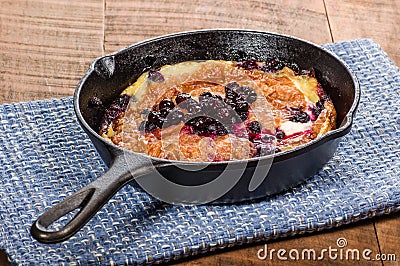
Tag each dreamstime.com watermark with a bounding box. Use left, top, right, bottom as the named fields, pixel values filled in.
left=257, top=237, right=397, bottom=262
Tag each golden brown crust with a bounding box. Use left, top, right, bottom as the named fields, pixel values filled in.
left=100, top=60, right=337, bottom=161
left=311, top=101, right=337, bottom=139
left=246, top=70, right=307, bottom=111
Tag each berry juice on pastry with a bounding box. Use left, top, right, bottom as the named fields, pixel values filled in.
left=97, top=60, right=336, bottom=162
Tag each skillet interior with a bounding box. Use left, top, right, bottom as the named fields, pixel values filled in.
left=79, top=30, right=356, bottom=135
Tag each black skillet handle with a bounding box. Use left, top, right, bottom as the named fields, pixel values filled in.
left=30, top=154, right=156, bottom=244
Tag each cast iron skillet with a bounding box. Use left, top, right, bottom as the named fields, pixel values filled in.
left=30, top=29, right=360, bottom=244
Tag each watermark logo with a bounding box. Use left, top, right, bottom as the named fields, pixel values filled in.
left=257, top=237, right=397, bottom=262
left=336, top=237, right=347, bottom=248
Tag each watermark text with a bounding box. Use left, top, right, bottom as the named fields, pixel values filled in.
left=257, top=237, right=397, bottom=262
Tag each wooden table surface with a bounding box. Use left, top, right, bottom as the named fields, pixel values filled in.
left=0, top=1, right=399, bottom=265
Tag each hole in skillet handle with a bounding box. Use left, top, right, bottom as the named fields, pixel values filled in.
left=30, top=155, right=156, bottom=244
left=30, top=189, right=95, bottom=243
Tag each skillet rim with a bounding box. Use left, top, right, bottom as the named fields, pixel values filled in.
left=74, top=29, right=360, bottom=166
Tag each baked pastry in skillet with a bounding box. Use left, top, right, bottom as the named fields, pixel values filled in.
left=97, top=59, right=336, bottom=162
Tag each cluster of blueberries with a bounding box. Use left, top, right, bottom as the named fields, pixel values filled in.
left=237, top=58, right=299, bottom=73
left=138, top=81, right=260, bottom=137
left=93, top=58, right=330, bottom=156
left=95, top=94, right=130, bottom=134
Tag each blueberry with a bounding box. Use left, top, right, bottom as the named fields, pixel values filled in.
left=261, top=134, right=275, bottom=143
left=194, top=117, right=208, bottom=130
left=198, top=92, right=213, bottom=102
left=225, top=89, right=239, bottom=101
left=235, top=100, right=249, bottom=112
left=275, top=130, right=285, bottom=140
left=200, top=97, right=223, bottom=114
left=138, top=121, right=157, bottom=132
left=300, top=68, right=315, bottom=77
left=88, top=96, right=103, bottom=107
left=287, top=62, right=300, bottom=73
left=185, top=117, right=196, bottom=127
left=212, top=94, right=223, bottom=101
left=185, top=116, right=230, bottom=136
left=237, top=85, right=251, bottom=94
left=148, top=111, right=164, bottom=127
left=237, top=86, right=257, bottom=104
left=262, top=59, right=285, bottom=72
left=183, top=113, right=196, bottom=123
left=246, top=92, right=257, bottom=104
left=237, top=60, right=259, bottom=70
left=312, top=100, right=325, bottom=118
left=290, top=110, right=310, bottom=123
left=225, top=82, right=240, bottom=90
left=107, top=94, right=130, bottom=115
left=317, top=99, right=325, bottom=108
left=216, top=108, right=232, bottom=123
left=165, top=109, right=184, bottom=126
left=186, top=116, right=208, bottom=134
left=104, top=106, right=121, bottom=121
left=175, top=93, right=191, bottom=104
left=270, top=59, right=285, bottom=71
left=247, top=121, right=261, bottom=134
left=224, top=98, right=236, bottom=108
left=100, top=99, right=126, bottom=131
left=206, top=122, right=218, bottom=135
left=237, top=111, right=248, bottom=121
left=159, top=108, right=170, bottom=118
left=156, top=119, right=165, bottom=128
left=148, top=69, right=165, bottom=82
left=188, top=102, right=202, bottom=114
left=180, top=98, right=201, bottom=113
left=225, top=82, right=240, bottom=101
left=148, top=111, right=159, bottom=123
left=146, top=121, right=157, bottom=132
left=215, top=123, right=228, bottom=136
left=256, top=143, right=273, bottom=157
left=204, top=116, right=216, bottom=126
left=159, top=99, right=175, bottom=110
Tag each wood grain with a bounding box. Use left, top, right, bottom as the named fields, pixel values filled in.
left=0, top=0, right=104, bottom=103
left=374, top=212, right=400, bottom=266
left=325, top=0, right=400, bottom=66
left=104, top=0, right=332, bottom=54
left=0, top=251, right=8, bottom=266
left=173, top=220, right=381, bottom=265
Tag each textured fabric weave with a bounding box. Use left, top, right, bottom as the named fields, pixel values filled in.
left=0, top=39, right=399, bottom=265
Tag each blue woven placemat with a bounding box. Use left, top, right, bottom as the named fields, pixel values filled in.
left=0, top=39, right=399, bottom=265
